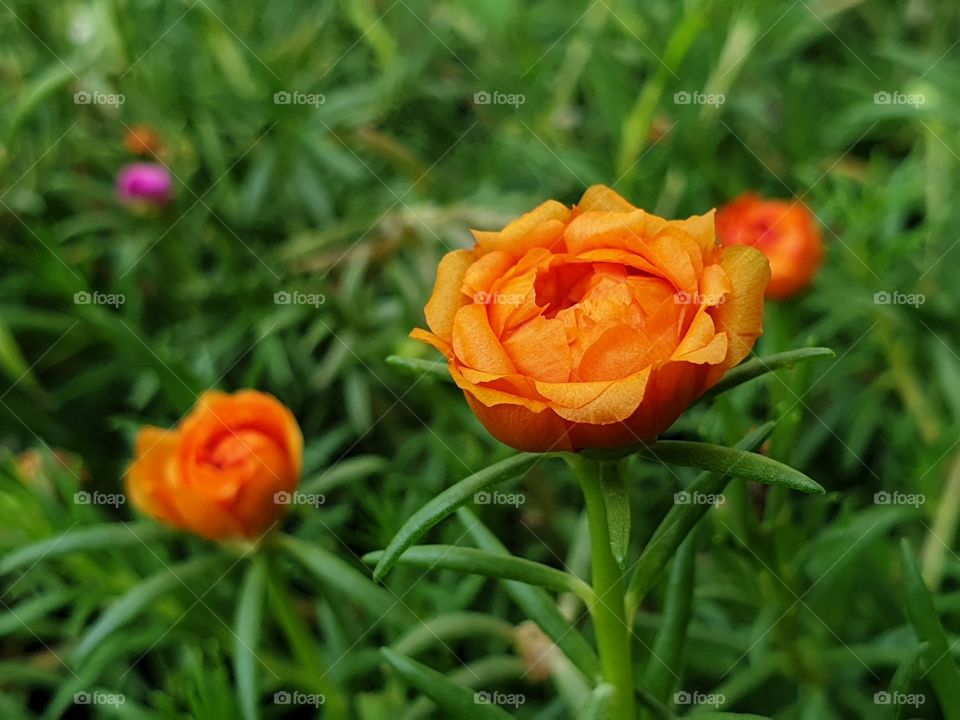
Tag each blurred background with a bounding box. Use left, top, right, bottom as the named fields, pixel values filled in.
left=2, top=0, right=960, bottom=717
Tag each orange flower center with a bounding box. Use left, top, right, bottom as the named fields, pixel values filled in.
left=203, top=429, right=283, bottom=473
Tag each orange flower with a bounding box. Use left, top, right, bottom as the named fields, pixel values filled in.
left=411, top=186, right=770, bottom=452
left=126, top=390, right=302, bottom=540
left=123, top=124, right=164, bottom=157
left=715, top=193, right=823, bottom=299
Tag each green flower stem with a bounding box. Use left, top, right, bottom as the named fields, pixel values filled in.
left=569, top=456, right=636, bottom=720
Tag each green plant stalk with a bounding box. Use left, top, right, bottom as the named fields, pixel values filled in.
left=569, top=456, right=636, bottom=720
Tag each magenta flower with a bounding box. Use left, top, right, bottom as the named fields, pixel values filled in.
left=116, top=163, right=173, bottom=207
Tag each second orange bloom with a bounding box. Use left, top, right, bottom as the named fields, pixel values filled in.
left=716, top=193, right=823, bottom=300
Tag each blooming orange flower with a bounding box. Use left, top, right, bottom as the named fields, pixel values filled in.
left=715, top=193, right=823, bottom=299
left=126, top=390, right=302, bottom=540
left=411, top=186, right=770, bottom=452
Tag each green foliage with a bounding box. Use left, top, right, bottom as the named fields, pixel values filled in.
left=2, top=0, right=960, bottom=717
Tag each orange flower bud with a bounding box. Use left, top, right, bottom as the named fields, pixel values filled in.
left=126, top=390, right=303, bottom=540
left=123, top=124, right=164, bottom=157
left=715, top=193, right=823, bottom=300
left=411, top=186, right=770, bottom=452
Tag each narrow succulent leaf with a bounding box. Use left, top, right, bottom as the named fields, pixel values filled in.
left=642, top=534, right=696, bottom=700
left=385, top=355, right=455, bottom=383
left=626, top=422, right=774, bottom=609
left=235, top=557, right=267, bottom=720
left=576, top=683, right=614, bottom=719
left=380, top=648, right=513, bottom=719
left=0, top=523, right=169, bottom=576
left=900, top=540, right=960, bottom=719
left=599, top=460, right=631, bottom=569
left=372, top=453, right=548, bottom=581
left=457, top=507, right=601, bottom=681
left=697, top=347, right=835, bottom=404
left=363, top=545, right=595, bottom=603
left=73, top=554, right=220, bottom=662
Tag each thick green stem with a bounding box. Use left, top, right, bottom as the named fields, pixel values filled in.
left=570, top=456, right=636, bottom=719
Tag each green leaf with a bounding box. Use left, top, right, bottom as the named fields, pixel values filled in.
left=363, top=545, right=595, bottom=603
left=626, top=423, right=774, bottom=609
left=576, top=683, right=614, bottom=719
left=0, top=589, right=73, bottom=636
left=393, top=613, right=514, bottom=657
left=380, top=648, right=513, bottom=719
left=73, top=554, right=220, bottom=663
left=0, top=522, right=170, bottom=576
left=599, top=461, right=630, bottom=569
left=888, top=642, right=927, bottom=720
left=277, top=534, right=399, bottom=619
left=900, top=539, right=960, bottom=719
left=235, top=557, right=267, bottom=720
left=641, top=534, right=696, bottom=701
left=697, top=347, right=835, bottom=405
left=299, top=455, right=386, bottom=495
left=372, top=453, right=549, bottom=581
left=385, top=355, right=454, bottom=383
left=640, top=441, right=824, bottom=495
left=0, top=317, right=41, bottom=395
left=457, top=507, right=601, bottom=681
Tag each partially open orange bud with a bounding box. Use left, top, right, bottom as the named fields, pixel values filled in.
left=715, top=193, right=823, bottom=300
left=126, top=390, right=303, bottom=541
left=411, top=186, right=770, bottom=452
left=123, top=123, right=164, bottom=157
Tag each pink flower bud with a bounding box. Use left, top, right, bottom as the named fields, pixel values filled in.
left=116, top=163, right=173, bottom=207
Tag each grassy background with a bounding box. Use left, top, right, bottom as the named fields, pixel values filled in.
left=2, top=0, right=960, bottom=717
